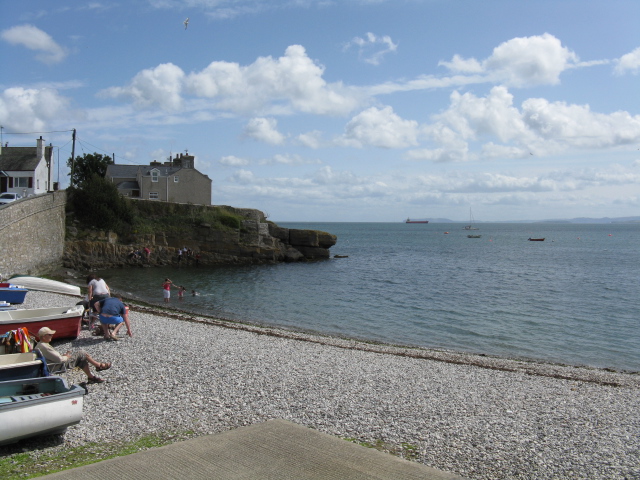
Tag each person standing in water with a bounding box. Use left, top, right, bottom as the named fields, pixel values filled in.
left=162, top=278, right=173, bottom=303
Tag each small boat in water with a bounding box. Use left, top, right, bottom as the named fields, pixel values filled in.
left=0, top=284, right=28, bottom=305
left=0, top=305, right=84, bottom=340
left=467, top=234, right=482, bottom=238
left=0, top=376, right=85, bottom=445
left=463, top=208, right=479, bottom=230
left=528, top=238, right=545, bottom=242
left=8, top=276, right=81, bottom=297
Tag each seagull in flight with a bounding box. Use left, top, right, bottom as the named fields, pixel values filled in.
left=184, top=18, right=189, bottom=30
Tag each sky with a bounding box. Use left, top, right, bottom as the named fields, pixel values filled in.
left=1, top=0, right=640, bottom=222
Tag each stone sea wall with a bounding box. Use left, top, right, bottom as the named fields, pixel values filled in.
left=63, top=208, right=337, bottom=270
left=0, top=191, right=67, bottom=278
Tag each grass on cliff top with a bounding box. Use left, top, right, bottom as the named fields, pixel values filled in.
left=128, top=202, right=246, bottom=235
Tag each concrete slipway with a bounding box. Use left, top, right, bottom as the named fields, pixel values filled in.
left=40, top=419, right=468, bottom=479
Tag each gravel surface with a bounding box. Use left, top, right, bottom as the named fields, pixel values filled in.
left=4, top=291, right=640, bottom=480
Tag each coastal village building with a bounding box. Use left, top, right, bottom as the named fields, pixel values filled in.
left=0, top=137, right=55, bottom=195
left=105, top=153, right=212, bottom=206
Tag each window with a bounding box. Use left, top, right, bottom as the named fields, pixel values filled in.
left=174, top=176, right=179, bottom=183
left=15, top=177, right=29, bottom=188
left=149, top=192, right=159, bottom=200
left=151, top=170, right=159, bottom=182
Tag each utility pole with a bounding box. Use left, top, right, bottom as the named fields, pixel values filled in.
left=70, top=128, right=76, bottom=185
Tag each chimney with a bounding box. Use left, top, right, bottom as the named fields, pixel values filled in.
left=37, top=136, right=44, bottom=160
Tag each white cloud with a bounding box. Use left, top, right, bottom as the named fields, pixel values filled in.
left=99, top=63, right=185, bottom=111
left=103, top=45, right=362, bottom=116
left=521, top=97, right=640, bottom=148
left=382, top=33, right=583, bottom=96
left=1, top=24, right=67, bottom=64
left=296, top=130, right=323, bottom=148
left=614, top=47, right=640, bottom=75
left=186, top=45, right=360, bottom=115
left=438, top=54, right=483, bottom=73
left=482, top=33, right=579, bottom=87
left=0, top=87, right=69, bottom=131
left=344, top=32, right=398, bottom=66
left=408, top=86, right=640, bottom=162
left=229, top=169, right=256, bottom=184
left=259, top=153, right=322, bottom=165
left=220, top=155, right=250, bottom=166
left=243, top=117, right=286, bottom=145
left=340, top=106, right=419, bottom=148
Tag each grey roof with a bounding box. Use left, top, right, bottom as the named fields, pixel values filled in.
left=0, top=146, right=51, bottom=171
left=106, top=164, right=183, bottom=178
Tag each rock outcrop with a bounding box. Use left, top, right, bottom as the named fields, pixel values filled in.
left=63, top=208, right=337, bottom=270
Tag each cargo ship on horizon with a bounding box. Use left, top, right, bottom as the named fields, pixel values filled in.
left=405, top=218, right=429, bottom=224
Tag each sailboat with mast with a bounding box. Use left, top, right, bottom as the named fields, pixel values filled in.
left=463, top=208, right=479, bottom=230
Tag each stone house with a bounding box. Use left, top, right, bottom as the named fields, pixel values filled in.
left=0, top=137, right=55, bottom=195
left=105, top=153, right=212, bottom=205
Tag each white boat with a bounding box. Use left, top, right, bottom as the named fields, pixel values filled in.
left=8, top=276, right=81, bottom=297
left=463, top=208, right=479, bottom=230
left=0, top=352, right=45, bottom=381
left=0, top=376, right=85, bottom=445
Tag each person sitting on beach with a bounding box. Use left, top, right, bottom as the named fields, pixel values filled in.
left=94, top=295, right=133, bottom=341
left=35, top=327, right=111, bottom=384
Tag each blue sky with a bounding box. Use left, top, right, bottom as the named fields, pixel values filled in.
left=1, top=0, right=639, bottom=222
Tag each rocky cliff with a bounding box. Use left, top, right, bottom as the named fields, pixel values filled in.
left=63, top=207, right=337, bottom=270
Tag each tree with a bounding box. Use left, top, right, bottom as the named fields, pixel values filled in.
left=67, top=173, right=134, bottom=234
left=67, top=153, right=113, bottom=186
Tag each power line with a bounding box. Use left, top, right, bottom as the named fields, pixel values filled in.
left=1, top=129, right=75, bottom=135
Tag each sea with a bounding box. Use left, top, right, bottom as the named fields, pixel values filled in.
left=97, top=222, right=640, bottom=372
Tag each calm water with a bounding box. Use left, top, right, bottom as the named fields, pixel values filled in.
left=99, top=222, right=640, bottom=371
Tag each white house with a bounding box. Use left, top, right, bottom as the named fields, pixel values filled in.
left=0, top=137, right=54, bottom=196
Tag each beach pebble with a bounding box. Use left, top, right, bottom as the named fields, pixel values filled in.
left=8, top=291, right=640, bottom=480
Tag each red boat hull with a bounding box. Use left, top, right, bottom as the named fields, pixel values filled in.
left=0, top=307, right=84, bottom=340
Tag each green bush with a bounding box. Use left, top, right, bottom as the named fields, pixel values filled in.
left=68, top=174, right=135, bottom=235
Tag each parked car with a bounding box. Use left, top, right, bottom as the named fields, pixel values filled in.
left=0, top=193, right=22, bottom=204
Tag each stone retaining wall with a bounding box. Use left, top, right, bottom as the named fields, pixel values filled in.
left=0, top=192, right=67, bottom=278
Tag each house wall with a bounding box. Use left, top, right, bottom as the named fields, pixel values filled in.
left=0, top=191, right=66, bottom=278
left=140, top=169, right=211, bottom=205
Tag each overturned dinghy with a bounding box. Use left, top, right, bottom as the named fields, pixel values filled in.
left=0, top=376, right=86, bottom=445
left=9, top=276, right=81, bottom=297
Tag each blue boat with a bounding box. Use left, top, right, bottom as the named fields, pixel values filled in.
left=0, top=352, right=48, bottom=381
left=0, top=284, right=28, bottom=304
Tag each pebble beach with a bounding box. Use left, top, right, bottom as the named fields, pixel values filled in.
left=4, top=290, right=640, bottom=480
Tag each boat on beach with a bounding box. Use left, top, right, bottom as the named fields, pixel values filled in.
left=0, top=376, right=85, bottom=445
left=0, top=284, right=28, bottom=304
left=0, top=305, right=84, bottom=340
left=0, top=352, right=47, bottom=381
left=8, top=276, right=81, bottom=297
